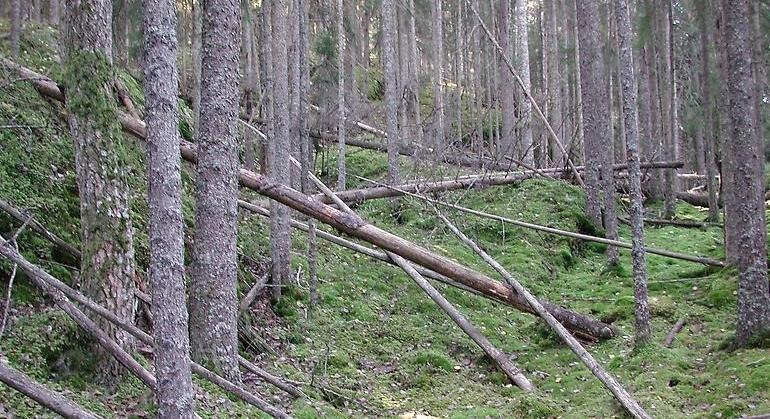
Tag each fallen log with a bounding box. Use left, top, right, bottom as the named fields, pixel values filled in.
left=0, top=236, right=157, bottom=391
left=677, top=191, right=723, bottom=208
left=0, top=241, right=294, bottom=417
left=306, top=162, right=535, bottom=391
left=434, top=209, right=651, bottom=419
left=0, top=359, right=102, bottom=419
left=351, top=175, right=726, bottom=268
left=8, top=60, right=615, bottom=340
left=0, top=198, right=81, bottom=260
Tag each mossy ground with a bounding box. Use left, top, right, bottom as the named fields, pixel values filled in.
left=2, top=22, right=769, bottom=419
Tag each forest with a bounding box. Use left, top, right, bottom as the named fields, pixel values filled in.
left=0, top=0, right=768, bottom=417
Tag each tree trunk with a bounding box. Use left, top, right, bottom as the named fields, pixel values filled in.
left=407, top=0, right=423, bottom=148
left=544, top=0, right=562, bottom=167
left=497, top=0, right=515, bottom=158
left=191, top=0, right=202, bottom=133
left=614, top=0, right=651, bottom=346
left=141, top=0, right=195, bottom=413
left=336, top=0, right=346, bottom=190
left=10, top=0, right=20, bottom=58
left=724, top=0, right=770, bottom=346
left=515, top=0, right=534, bottom=164
left=270, top=0, right=293, bottom=301
left=49, top=0, right=60, bottom=26
left=431, top=0, right=445, bottom=154
left=696, top=0, right=720, bottom=223
left=382, top=0, right=400, bottom=189
left=63, top=0, right=137, bottom=389
left=112, top=0, right=129, bottom=68
left=660, top=0, right=677, bottom=219
left=188, top=0, right=242, bottom=383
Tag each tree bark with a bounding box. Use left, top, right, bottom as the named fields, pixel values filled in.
left=270, top=0, right=293, bottom=301
left=614, top=0, right=651, bottom=345
left=10, top=0, right=20, bottom=58
left=724, top=0, right=770, bottom=346
left=188, top=0, right=242, bottom=382
left=497, top=0, right=516, bottom=158
left=430, top=0, right=445, bottom=154
left=382, top=0, right=400, bottom=189
left=515, top=0, right=534, bottom=164
left=336, top=0, right=346, bottom=190
left=696, top=0, right=720, bottom=223
left=141, top=0, right=195, bottom=413
left=544, top=0, right=562, bottom=167
left=63, top=0, right=138, bottom=389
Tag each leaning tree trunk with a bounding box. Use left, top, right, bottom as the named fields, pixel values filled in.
left=724, top=0, right=770, bottom=347
left=614, top=0, right=651, bottom=346
left=141, top=0, right=195, bottom=413
left=188, top=0, right=242, bottom=383
left=62, top=0, right=137, bottom=389
left=270, top=0, right=293, bottom=301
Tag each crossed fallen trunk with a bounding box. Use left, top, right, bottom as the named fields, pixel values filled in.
left=4, top=59, right=615, bottom=340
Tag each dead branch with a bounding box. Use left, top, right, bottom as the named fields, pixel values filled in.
left=0, top=359, right=102, bottom=419
left=663, top=317, right=687, bottom=348
left=0, top=198, right=81, bottom=260
left=433, top=209, right=651, bottom=419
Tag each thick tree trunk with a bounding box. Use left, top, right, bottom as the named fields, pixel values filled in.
left=724, top=0, right=770, bottom=346
left=188, top=0, right=242, bottom=382
left=63, top=0, right=137, bottom=389
left=614, top=0, right=651, bottom=346
left=269, top=0, right=293, bottom=301
left=141, top=0, right=195, bottom=414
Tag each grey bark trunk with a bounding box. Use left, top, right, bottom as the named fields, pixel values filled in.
left=515, top=0, right=534, bottom=164
left=382, top=0, right=400, bottom=188
left=336, top=0, right=346, bottom=190
left=498, top=0, right=516, bottom=157
left=191, top=0, right=202, bottom=133
left=141, top=0, right=195, bottom=413
left=696, top=0, right=720, bottom=223
left=544, top=0, right=563, bottom=167
left=724, top=0, right=770, bottom=346
left=660, top=0, right=677, bottom=219
left=188, top=0, right=242, bottom=383
left=63, top=0, right=137, bottom=389
left=10, top=0, right=20, bottom=58
left=270, top=0, right=293, bottom=301
left=407, top=0, right=423, bottom=148
left=614, top=0, right=651, bottom=346
left=431, top=0, right=445, bottom=154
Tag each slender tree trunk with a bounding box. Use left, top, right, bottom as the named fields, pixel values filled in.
left=431, top=0, right=445, bottom=155
left=382, top=0, right=400, bottom=190
left=113, top=0, right=129, bottom=68
left=660, top=0, right=677, bottom=219
left=576, top=0, right=618, bottom=263
left=544, top=0, right=562, bottom=167
left=242, top=1, right=257, bottom=172
left=696, top=0, right=720, bottom=222
left=515, top=0, right=534, bottom=164
left=498, top=0, right=516, bottom=158
left=10, top=0, right=20, bottom=58
left=407, top=0, right=423, bottom=148
left=614, top=0, right=650, bottom=346
left=188, top=0, right=242, bottom=383
left=49, top=0, right=59, bottom=26
left=270, top=0, right=293, bottom=300
left=141, top=0, right=195, bottom=413
left=63, top=0, right=137, bottom=389
left=191, top=0, right=202, bottom=133
left=259, top=2, right=273, bottom=176
left=724, top=0, right=770, bottom=346
left=471, top=0, right=483, bottom=165
left=336, top=0, right=346, bottom=190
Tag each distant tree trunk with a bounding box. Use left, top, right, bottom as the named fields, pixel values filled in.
left=259, top=2, right=273, bottom=176
left=113, top=0, right=129, bottom=68
left=515, top=0, right=534, bottom=164
left=544, top=0, right=562, bottom=167
left=696, top=0, right=720, bottom=223
left=270, top=0, right=293, bottom=301
left=614, top=0, right=651, bottom=346
left=191, top=0, right=202, bottom=133
left=288, top=0, right=300, bottom=189
left=141, top=0, right=195, bottom=413
left=574, top=0, right=602, bottom=228
left=48, top=0, right=59, bottom=26
left=10, top=0, right=20, bottom=58
left=724, top=0, right=770, bottom=346
left=660, top=0, right=677, bottom=219
left=31, top=0, right=41, bottom=21
left=431, top=0, right=445, bottom=154
left=336, top=0, right=346, bottom=190
left=242, top=0, right=257, bottom=172
left=577, top=0, right=618, bottom=263
left=497, top=0, right=515, bottom=158
left=407, top=0, right=423, bottom=148
left=188, top=0, right=241, bottom=383
left=471, top=0, right=483, bottom=164
left=63, top=0, right=137, bottom=389
left=382, top=0, right=400, bottom=189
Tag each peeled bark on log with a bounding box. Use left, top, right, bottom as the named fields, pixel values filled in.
left=0, top=360, right=102, bottom=419
left=7, top=61, right=616, bottom=340
left=0, top=240, right=295, bottom=417
left=0, top=236, right=157, bottom=391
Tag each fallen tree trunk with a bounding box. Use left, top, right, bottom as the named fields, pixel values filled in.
left=0, top=240, right=294, bottom=417
left=0, top=359, right=102, bottom=419
left=306, top=159, right=535, bottom=391
left=0, top=198, right=81, bottom=260
left=435, top=210, right=651, bottom=419
left=677, top=191, right=723, bottom=208
left=8, top=60, right=616, bottom=340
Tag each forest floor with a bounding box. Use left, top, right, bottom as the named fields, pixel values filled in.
left=1, top=23, right=769, bottom=418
